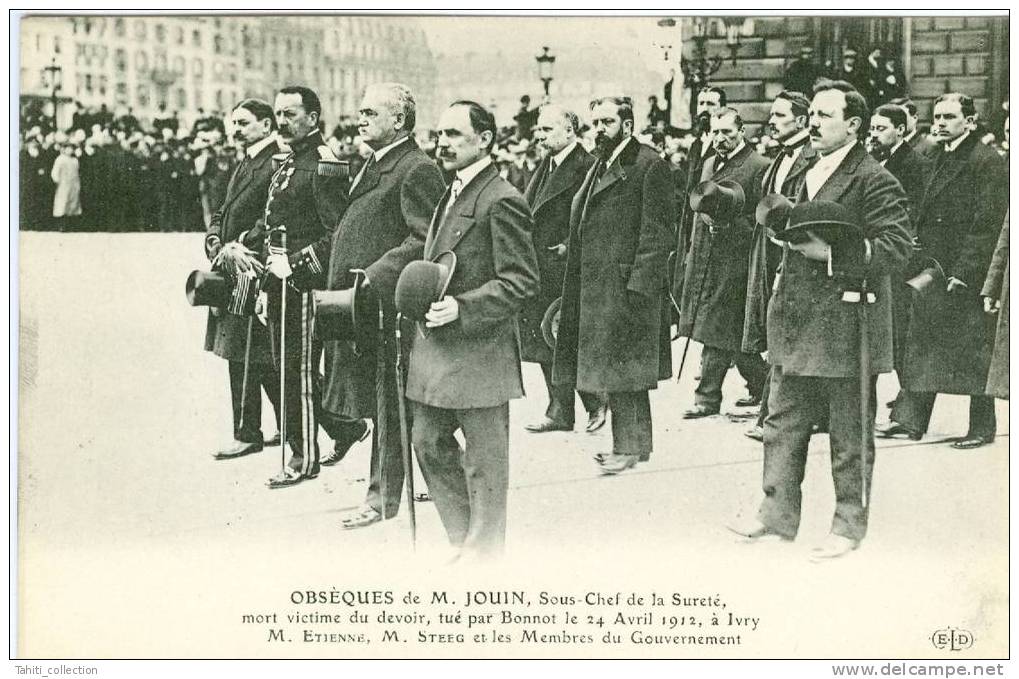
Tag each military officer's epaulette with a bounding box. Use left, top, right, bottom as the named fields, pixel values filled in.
left=317, top=145, right=349, bottom=179
left=271, top=152, right=291, bottom=172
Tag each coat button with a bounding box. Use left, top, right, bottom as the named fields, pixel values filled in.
left=454, top=230, right=461, bottom=236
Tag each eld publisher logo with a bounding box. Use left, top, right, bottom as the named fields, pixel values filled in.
left=931, top=627, right=974, bottom=651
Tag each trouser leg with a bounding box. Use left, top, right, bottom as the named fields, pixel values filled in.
left=968, top=395, right=996, bottom=439
left=694, top=344, right=731, bottom=410
left=457, top=403, right=510, bottom=557
left=734, top=351, right=768, bottom=400
left=890, top=390, right=936, bottom=434
left=608, top=390, right=652, bottom=457
left=412, top=402, right=470, bottom=548
left=366, top=349, right=408, bottom=519
left=577, top=389, right=606, bottom=415
left=229, top=359, right=263, bottom=443
left=270, top=288, right=320, bottom=476
left=755, top=366, right=774, bottom=428
left=825, top=375, right=877, bottom=541
left=255, top=360, right=282, bottom=430
left=541, top=362, right=576, bottom=425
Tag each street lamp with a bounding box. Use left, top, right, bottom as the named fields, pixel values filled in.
left=535, top=46, right=556, bottom=99
left=680, top=16, right=745, bottom=121
left=43, top=58, right=63, bottom=133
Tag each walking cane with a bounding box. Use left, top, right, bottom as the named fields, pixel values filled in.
left=393, top=312, right=417, bottom=548
left=675, top=236, right=715, bottom=384
left=269, top=226, right=288, bottom=473
left=857, top=279, right=873, bottom=509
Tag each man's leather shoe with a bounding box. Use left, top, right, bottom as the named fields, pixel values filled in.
left=735, top=395, right=761, bottom=408
left=744, top=425, right=764, bottom=442
left=726, top=516, right=793, bottom=542
left=809, top=534, right=859, bottom=561
left=265, top=431, right=281, bottom=447
left=683, top=405, right=719, bottom=419
left=525, top=417, right=572, bottom=433
left=266, top=467, right=317, bottom=489
left=951, top=435, right=994, bottom=450
left=321, top=420, right=371, bottom=466
left=213, top=440, right=263, bottom=460
left=595, top=453, right=638, bottom=475
left=876, top=422, right=922, bottom=441
left=585, top=405, right=608, bottom=433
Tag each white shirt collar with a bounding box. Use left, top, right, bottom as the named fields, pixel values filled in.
left=373, top=134, right=410, bottom=161
left=246, top=134, right=278, bottom=159
left=552, top=141, right=578, bottom=168
left=887, top=140, right=904, bottom=158
left=718, top=140, right=745, bottom=160
left=903, top=129, right=917, bottom=143
left=815, top=139, right=857, bottom=167
left=944, top=131, right=970, bottom=152
left=455, top=154, right=493, bottom=188
left=782, top=129, right=810, bottom=148
left=607, top=136, right=633, bottom=167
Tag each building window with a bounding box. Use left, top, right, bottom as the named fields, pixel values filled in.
left=99, top=75, right=108, bottom=96
left=192, top=29, right=202, bottom=47
left=114, top=18, right=125, bottom=37
left=135, top=20, right=147, bottom=40
left=176, top=88, right=187, bottom=109
left=214, top=34, right=223, bottom=54
left=193, top=90, right=203, bottom=108
left=53, top=37, right=61, bottom=54
left=155, top=24, right=166, bottom=43
left=137, top=84, right=149, bottom=107
left=136, top=51, right=149, bottom=72
left=193, top=59, right=204, bottom=77
left=85, top=74, right=93, bottom=94
left=175, top=26, right=184, bottom=45
left=115, top=82, right=128, bottom=105
left=215, top=89, right=224, bottom=110
left=155, top=53, right=167, bottom=72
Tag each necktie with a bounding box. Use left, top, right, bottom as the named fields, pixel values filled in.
left=714, top=154, right=728, bottom=172
left=549, top=157, right=557, bottom=174
left=444, top=177, right=463, bottom=215
left=349, top=153, right=376, bottom=194
left=781, top=144, right=799, bottom=157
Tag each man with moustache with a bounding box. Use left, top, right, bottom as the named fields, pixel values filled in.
left=881, top=93, right=1008, bottom=449
left=321, top=83, right=445, bottom=529
left=240, top=86, right=349, bottom=488
left=890, top=97, right=937, bottom=158
left=520, top=104, right=607, bottom=435
left=553, top=96, right=674, bottom=475
left=204, top=98, right=282, bottom=460
left=677, top=107, right=770, bottom=418
left=729, top=80, right=911, bottom=559
left=868, top=104, right=932, bottom=398
left=406, top=101, right=539, bottom=559
left=673, top=87, right=726, bottom=298
left=743, top=90, right=813, bottom=441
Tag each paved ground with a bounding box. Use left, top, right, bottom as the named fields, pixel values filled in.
left=15, top=233, right=1010, bottom=659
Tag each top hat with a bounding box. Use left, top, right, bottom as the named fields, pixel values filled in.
left=540, top=296, right=563, bottom=349
left=771, top=199, right=864, bottom=246
left=186, top=270, right=231, bottom=308
left=755, top=193, right=795, bottom=237
left=312, top=269, right=378, bottom=352
left=690, top=180, right=746, bottom=223
left=906, top=258, right=947, bottom=298
left=395, top=251, right=458, bottom=321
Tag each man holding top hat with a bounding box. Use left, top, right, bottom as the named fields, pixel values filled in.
left=729, top=80, right=911, bottom=560
left=677, top=106, right=770, bottom=418
left=403, top=100, right=539, bottom=559
left=240, top=86, right=349, bottom=489
left=553, top=96, right=674, bottom=475
left=520, top=103, right=607, bottom=435
left=319, top=82, right=445, bottom=529
left=880, top=93, right=1008, bottom=449
left=202, top=98, right=282, bottom=460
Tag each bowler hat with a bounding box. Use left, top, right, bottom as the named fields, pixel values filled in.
left=395, top=251, right=458, bottom=321
left=772, top=199, right=864, bottom=245
left=186, top=270, right=231, bottom=308
left=755, top=193, right=795, bottom=237
left=313, top=269, right=378, bottom=352
left=541, top=297, right=562, bottom=349
left=906, top=258, right=947, bottom=298
left=690, top=180, right=745, bottom=223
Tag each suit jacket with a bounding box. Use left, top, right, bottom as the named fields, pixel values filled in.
left=674, top=136, right=715, bottom=277
left=901, top=133, right=1008, bottom=394
left=767, top=142, right=911, bottom=378
left=519, top=144, right=595, bottom=364
left=553, top=139, right=675, bottom=393
left=405, top=162, right=540, bottom=409
left=242, top=130, right=348, bottom=291
left=882, top=142, right=931, bottom=233
left=742, top=141, right=815, bottom=354
left=202, top=140, right=277, bottom=363
left=907, top=131, right=937, bottom=159
left=321, top=138, right=445, bottom=419
left=982, top=214, right=1009, bottom=400
left=677, top=142, right=770, bottom=352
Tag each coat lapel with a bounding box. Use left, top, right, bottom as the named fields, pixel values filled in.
left=813, top=143, right=868, bottom=204
left=708, top=142, right=752, bottom=183
left=425, top=163, right=497, bottom=257
left=590, top=138, right=638, bottom=199
left=533, top=145, right=589, bottom=215
left=349, top=137, right=416, bottom=203
left=922, top=136, right=974, bottom=204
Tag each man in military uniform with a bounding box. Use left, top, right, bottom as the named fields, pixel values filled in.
left=241, top=86, right=348, bottom=488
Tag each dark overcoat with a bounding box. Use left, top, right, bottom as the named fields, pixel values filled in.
left=901, top=134, right=1008, bottom=394
left=519, top=144, right=595, bottom=364
left=405, top=162, right=540, bottom=409
left=982, top=215, right=1009, bottom=400
left=767, top=142, right=911, bottom=378
left=552, top=140, right=675, bottom=393
left=671, top=136, right=714, bottom=302
left=321, top=139, right=445, bottom=419
left=742, top=141, right=815, bottom=354
left=677, top=143, right=769, bottom=352
left=201, top=140, right=277, bottom=364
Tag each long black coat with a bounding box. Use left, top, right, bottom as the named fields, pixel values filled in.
left=519, top=144, right=595, bottom=364
left=405, top=162, right=540, bottom=409
left=901, top=134, right=1008, bottom=394
left=671, top=135, right=714, bottom=302
left=321, top=139, right=445, bottom=419
left=768, top=143, right=911, bottom=378
left=742, top=140, right=814, bottom=354
left=981, top=215, right=1009, bottom=400
left=677, top=143, right=769, bottom=352
left=202, top=140, right=278, bottom=364
left=553, top=139, right=674, bottom=393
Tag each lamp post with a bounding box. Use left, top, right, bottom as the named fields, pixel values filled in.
left=680, top=16, right=744, bottom=121
left=43, top=58, right=63, bottom=133
left=535, top=45, right=556, bottom=100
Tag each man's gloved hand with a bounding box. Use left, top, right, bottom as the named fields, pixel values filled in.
left=255, top=291, right=269, bottom=326
left=213, top=242, right=264, bottom=278
left=267, top=253, right=293, bottom=279
left=946, top=277, right=968, bottom=294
